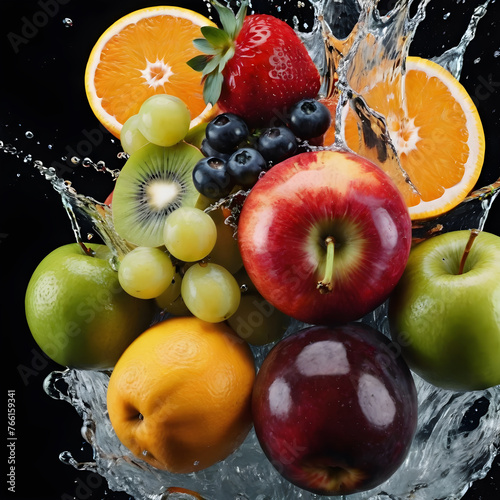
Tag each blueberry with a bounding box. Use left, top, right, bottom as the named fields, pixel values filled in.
left=257, top=126, right=298, bottom=165
left=227, top=148, right=266, bottom=188
left=205, top=113, right=249, bottom=153
left=192, top=157, right=234, bottom=199
left=288, top=98, right=332, bottom=139
left=200, top=138, right=230, bottom=160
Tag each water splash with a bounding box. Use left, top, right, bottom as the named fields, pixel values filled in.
left=0, top=140, right=131, bottom=260
left=432, top=0, right=491, bottom=79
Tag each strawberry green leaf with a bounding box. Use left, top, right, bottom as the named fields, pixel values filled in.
left=234, top=1, right=248, bottom=36
left=201, top=26, right=231, bottom=48
left=202, top=54, right=224, bottom=76
left=193, top=38, right=219, bottom=55
left=187, top=54, right=212, bottom=72
left=212, top=1, right=235, bottom=38
left=219, top=45, right=236, bottom=68
left=203, top=72, right=224, bottom=106
left=212, top=0, right=247, bottom=39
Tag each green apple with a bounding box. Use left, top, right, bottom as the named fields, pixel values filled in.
left=25, top=243, right=154, bottom=370
left=388, top=229, right=500, bottom=391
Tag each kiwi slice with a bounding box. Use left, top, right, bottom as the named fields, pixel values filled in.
left=112, top=142, right=204, bottom=247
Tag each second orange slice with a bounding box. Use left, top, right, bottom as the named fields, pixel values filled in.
left=324, top=56, right=485, bottom=221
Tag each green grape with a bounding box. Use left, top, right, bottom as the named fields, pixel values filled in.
left=138, top=94, right=191, bottom=147
left=120, top=114, right=150, bottom=154
left=181, top=263, right=241, bottom=323
left=208, top=208, right=243, bottom=274
left=227, top=292, right=290, bottom=346
left=118, top=246, right=175, bottom=299
left=155, top=270, right=182, bottom=309
left=164, top=207, right=217, bottom=262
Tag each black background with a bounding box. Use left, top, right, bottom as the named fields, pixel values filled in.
left=1, top=0, right=499, bottom=499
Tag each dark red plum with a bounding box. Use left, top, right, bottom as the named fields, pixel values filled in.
left=252, top=323, right=418, bottom=496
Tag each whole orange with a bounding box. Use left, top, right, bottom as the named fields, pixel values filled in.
left=106, top=316, right=255, bottom=473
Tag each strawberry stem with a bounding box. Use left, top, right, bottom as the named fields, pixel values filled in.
left=187, top=0, right=248, bottom=105
left=458, top=229, right=480, bottom=275
left=317, top=236, right=335, bottom=294
left=79, top=241, right=96, bottom=257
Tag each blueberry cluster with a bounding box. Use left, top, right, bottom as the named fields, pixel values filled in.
left=192, top=98, right=331, bottom=200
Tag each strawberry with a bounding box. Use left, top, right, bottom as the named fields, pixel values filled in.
left=187, top=0, right=321, bottom=127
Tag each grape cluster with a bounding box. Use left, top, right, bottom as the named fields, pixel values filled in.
left=116, top=204, right=289, bottom=345
left=118, top=206, right=240, bottom=321
left=193, top=98, right=331, bottom=200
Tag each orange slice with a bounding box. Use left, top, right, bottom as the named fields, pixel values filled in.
left=334, top=56, right=485, bottom=221
left=85, top=6, right=216, bottom=138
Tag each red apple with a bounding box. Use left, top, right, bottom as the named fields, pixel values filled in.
left=252, top=323, right=418, bottom=495
left=238, top=149, right=412, bottom=325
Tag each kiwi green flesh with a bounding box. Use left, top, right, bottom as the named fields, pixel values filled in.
left=112, top=142, right=204, bottom=248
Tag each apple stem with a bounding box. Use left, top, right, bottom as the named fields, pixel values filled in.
left=317, top=236, right=335, bottom=294
left=458, top=229, right=480, bottom=275
left=79, top=241, right=95, bottom=257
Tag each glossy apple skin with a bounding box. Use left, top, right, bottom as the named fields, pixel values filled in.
left=238, top=149, right=412, bottom=325
left=389, top=230, right=500, bottom=391
left=252, top=323, right=418, bottom=495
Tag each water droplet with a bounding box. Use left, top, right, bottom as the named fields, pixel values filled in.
left=240, top=284, right=249, bottom=293
left=23, top=154, right=32, bottom=163
left=82, top=157, right=93, bottom=167
left=443, top=12, right=451, bottom=20
left=62, top=17, right=73, bottom=27
left=494, top=50, right=500, bottom=58
left=25, top=131, right=34, bottom=139
left=48, top=144, right=53, bottom=149
left=71, top=156, right=80, bottom=164
left=59, top=451, right=73, bottom=464
left=474, top=57, right=481, bottom=64
left=142, top=450, right=148, bottom=456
